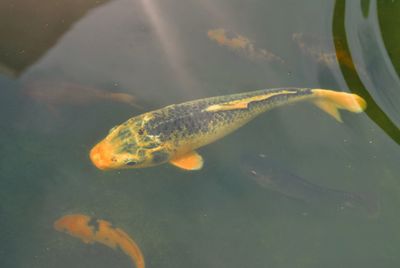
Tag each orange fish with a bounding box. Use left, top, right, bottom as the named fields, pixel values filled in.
left=23, top=80, right=139, bottom=112
left=292, top=32, right=356, bottom=71
left=54, top=214, right=145, bottom=268
left=207, top=28, right=284, bottom=63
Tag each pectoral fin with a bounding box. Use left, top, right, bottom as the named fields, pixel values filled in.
left=170, top=151, right=204, bottom=170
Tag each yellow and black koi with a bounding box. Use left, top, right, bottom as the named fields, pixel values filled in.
left=90, top=88, right=366, bottom=171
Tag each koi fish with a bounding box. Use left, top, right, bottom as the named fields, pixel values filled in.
left=23, top=80, right=139, bottom=112
left=54, top=214, right=145, bottom=268
left=90, top=88, right=366, bottom=171
left=207, top=28, right=284, bottom=63
left=240, top=153, right=379, bottom=217
left=292, top=32, right=355, bottom=71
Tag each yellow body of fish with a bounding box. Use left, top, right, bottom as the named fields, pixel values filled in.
left=90, top=88, right=366, bottom=171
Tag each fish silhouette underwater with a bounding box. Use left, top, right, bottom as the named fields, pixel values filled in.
left=240, top=153, right=379, bottom=217
left=23, top=80, right=139, bottom=113
left=54, top=214, right=145, bottom=268
left=208, top=28, right=284, bottom=63
left=90, top=88, right=366, bottom=171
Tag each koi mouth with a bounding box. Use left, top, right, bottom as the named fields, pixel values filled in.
left=90, top=141, right=115, bottom=170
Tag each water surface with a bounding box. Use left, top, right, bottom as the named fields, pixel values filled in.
left=1, top=0, right=399, bottom=267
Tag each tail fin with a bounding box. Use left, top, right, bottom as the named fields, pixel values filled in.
left=340, top=191, right=380, bottom=218
left=311, top=89, right=367, bottom=122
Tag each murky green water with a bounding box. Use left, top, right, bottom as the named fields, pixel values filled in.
left=1, top=0, right=400, bottom=267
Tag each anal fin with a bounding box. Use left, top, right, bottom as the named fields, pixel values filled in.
left=170, top=151, right=204, bottom=171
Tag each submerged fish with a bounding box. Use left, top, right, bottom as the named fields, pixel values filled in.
left=54, top=214, right=145, bottom=268
left=23, top=80, right=139, bottom=112
left=207, top=28, right=284, bottom=63
left=90, top=88, right=366, bottom=171
left=241, top=153, right=379, bottom=216
left=292, top=32, right=355, bottom=71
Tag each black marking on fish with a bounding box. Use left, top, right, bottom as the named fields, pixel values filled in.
left=137, top=149, right=145, bottom=158
left=114, top=127, right=132, bottom=141
left=88, top=217, right=100, bottom=233
left=119, top=142, right=137, bottom=154
left=151, top=150, right=169, bottom=164
left=142, top=142, right=160, bottom=149
left=144, top=88, right=313, bottom=141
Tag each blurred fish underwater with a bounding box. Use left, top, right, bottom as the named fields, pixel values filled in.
left=54, top=214, right=145, bottom=268
left=292, top=32, right=356, bottom=71
left=240, top=153, right=379, bottom=217
left=207, top=28, right=284, bottom=63
left=22, top=79, right=140, bottom=113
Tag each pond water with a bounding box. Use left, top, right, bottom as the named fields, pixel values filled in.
left=1, top=0, right=400, bottom=267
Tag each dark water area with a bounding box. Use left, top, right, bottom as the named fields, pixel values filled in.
left=1, top=0, right=400, bottom=267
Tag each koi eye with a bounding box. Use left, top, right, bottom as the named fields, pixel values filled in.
left=126, top=161, right=137, bottom=166
left=138, top=128, right=144, bottom=135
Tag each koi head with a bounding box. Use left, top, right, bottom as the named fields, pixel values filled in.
left=54, top=214, right=94, bottom=243
left=90, top=115, right=171, bottom=170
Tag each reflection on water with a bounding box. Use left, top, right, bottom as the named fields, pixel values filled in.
left=333, top=0, right=400, bottom=145
left=1, top=0, right=400, bottom=267
left=137, top=0, right=200, bottom=96
left=0, top=0, right=110, bottom=77
left=377, top=0, right=400, bottom=78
